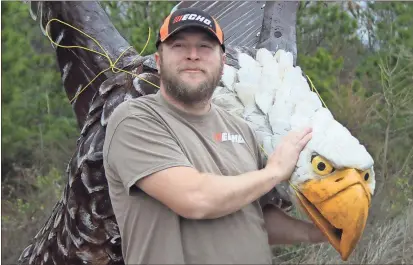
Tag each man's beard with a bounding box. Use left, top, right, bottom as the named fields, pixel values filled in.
left=159, top=60, right=223, bottom=106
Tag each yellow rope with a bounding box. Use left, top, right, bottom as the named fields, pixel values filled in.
left=45, top=18, right=160, bottom=104
left=306, top=75, right=328, bottom=110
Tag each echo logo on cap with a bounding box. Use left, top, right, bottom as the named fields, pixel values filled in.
left=173, top=14, right=212, bottom=27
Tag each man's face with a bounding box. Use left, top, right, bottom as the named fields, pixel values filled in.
left=155, top=28, right=225, bottom=105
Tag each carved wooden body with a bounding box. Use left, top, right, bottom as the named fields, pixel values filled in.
left=19, top=2, right=299, bottom=264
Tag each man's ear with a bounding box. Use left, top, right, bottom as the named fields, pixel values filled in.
left=221, top=53, right=226, bottom=75
left=155, top=51, right=161, bottom=74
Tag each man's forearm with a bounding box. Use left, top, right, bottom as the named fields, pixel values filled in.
left=197, top=168, right=282, bottom=219
left=137, top=166, right=284, bottom=220
left=263, top=205, right=326, bottom=245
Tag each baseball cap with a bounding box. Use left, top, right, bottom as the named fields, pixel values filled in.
left=156, top=7, right=225, bottom=52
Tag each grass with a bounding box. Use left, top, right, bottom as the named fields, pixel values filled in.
left=1, top=167, right=63, bottom=265
left=2, top=166, right=412, bottom=264
left=272, top=204, right=413, bottom=264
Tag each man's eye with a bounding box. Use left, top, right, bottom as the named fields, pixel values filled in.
left=172, top=43, right=183, bottom=48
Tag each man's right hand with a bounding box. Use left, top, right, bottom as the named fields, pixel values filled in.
left=264, top=127, right=313, bottom=182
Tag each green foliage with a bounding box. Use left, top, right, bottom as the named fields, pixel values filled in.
left=101, top=1, right=178, bottom=55
left=297, top=2, right=362, bottom=103
left=1, top=2, right=79, bottom=177
left=355, top=2, right=413, bottom=95
left=366, top=2, right=413, bottom=51
left=298, top=2, right=359, bottom=55
left=373, top=50, right=413, bottom=213
left=1, top=167, right=64, bottom=264
left=2, top=167, right=63, bottom=220
left=298, top=48, right=344, bottom=100
left=297, top=1, right=413, bottom=214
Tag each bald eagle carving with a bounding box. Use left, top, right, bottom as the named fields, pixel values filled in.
left=18, top=1, right=375, bottom=265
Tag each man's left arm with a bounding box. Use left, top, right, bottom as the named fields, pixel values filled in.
left=262, top=204, right=327, bottom=245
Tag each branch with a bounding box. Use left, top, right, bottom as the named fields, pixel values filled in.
left=379, top=60, right=392, bottom=108
left=372, top=102, right=388, bottom=123
left=395, top=145, right=413, bottom=180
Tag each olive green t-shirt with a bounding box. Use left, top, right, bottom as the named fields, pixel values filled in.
left=103, top=91, right=272, bottom=264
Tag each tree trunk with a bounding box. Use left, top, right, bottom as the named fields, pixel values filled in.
left=256, top=1, right=299, bottom=64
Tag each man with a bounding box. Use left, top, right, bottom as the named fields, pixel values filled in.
left=103, top=7, right=326, bottom=264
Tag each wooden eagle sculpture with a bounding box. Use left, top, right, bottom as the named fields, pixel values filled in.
left=18, top=1, right=375, bottom=265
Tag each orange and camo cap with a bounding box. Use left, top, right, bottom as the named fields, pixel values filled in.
left=156, top=7, right=225, bottom=51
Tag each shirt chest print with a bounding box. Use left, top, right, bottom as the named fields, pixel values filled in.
left=214, top=132, right=246, bottom=144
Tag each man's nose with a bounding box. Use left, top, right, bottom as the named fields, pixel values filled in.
left=186, top=46, right=200, bottom=61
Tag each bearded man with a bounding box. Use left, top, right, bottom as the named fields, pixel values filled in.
left=103, top=7, right=325, bottom=265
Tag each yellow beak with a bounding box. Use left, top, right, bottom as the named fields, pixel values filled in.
left=295, top=169, right=371, bottom=261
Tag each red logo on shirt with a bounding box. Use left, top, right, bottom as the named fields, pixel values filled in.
left=214, top=132, right=245, bottom=144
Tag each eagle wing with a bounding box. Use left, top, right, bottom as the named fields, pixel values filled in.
left=19, top=2, right=154, bottom=265
left=28, top=1, right=141, bottom=129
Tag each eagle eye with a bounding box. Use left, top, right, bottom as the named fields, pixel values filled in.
left=311, top=155, right=335, bottom=176
left=317, top=162, right=326, bottom=171
left=362, top=169, right=372, bottom=182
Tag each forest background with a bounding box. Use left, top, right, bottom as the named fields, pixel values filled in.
left=2, top=1, right=412, bottom=264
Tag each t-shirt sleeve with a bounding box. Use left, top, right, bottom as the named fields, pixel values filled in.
left=105, top=114, right=193, bottom=195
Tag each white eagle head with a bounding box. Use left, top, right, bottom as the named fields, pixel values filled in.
left=213, top=48, right=376, bottom=261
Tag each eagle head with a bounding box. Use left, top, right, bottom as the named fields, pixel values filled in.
left=214, top=48, right=376, bottom=261
left=291, top=106, right=375, bottom=261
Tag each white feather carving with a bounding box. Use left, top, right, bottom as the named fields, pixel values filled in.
left=212, top=48, right=376, bottom=193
